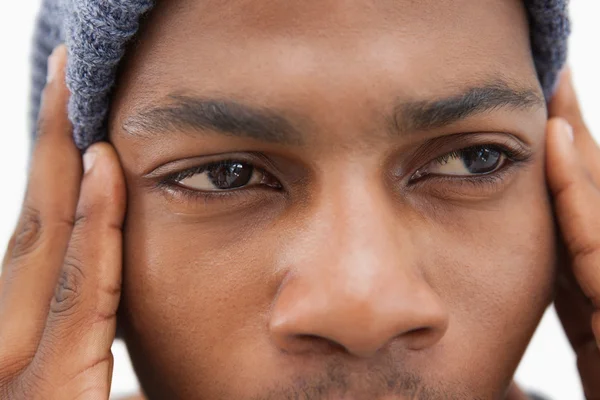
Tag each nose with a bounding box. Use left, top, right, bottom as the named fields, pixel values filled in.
left=269, top=182, right=449, bottom=358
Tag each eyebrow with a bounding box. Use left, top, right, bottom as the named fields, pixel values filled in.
left=122, top=81, right=544, bottom=144
left=394, top=81, right=544, bottom=133
left=123, top=95, right=304, bottom=145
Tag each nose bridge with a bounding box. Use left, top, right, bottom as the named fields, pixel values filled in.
left=270, top=173, right=449, bottom=357
left=327, top=175, right=408, bottom=295
left=283, top=163, right=408, bottom=286
left=330, top=173, right=393, bottom=257
left=310, top=167, right=407, bottom=302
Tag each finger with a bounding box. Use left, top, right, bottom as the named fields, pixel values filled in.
left=554, top=261, right=596, bottom=353
left=1, top=234, right=16, bottom=270
left=505, top=382, right=529, bottom=400
left=547, top=118, right=600, bottom=307
left=0, top=45, right=82, bottom=361
left=31, top=142, right=126, bottom=395
left=577, top=340, right=600, bottom=399
left=549, top=68, right=585, bottom=130
left=553, top=261, right=600, bottom=398
left=546, top=117, right=600, bottom=396
left=549, top=68, right=600, bottom=185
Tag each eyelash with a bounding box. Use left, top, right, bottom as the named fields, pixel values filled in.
left=434, top=144, right=528, bottom=166
left=407, top=142, right=533, bottom=187
left=155, top=142, right=533, bottom=203
left=156, top=160, right=282, bottom=204
left=168, top=161, right=236, bottom=182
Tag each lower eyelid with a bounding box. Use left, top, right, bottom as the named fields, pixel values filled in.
left=159, top=167, right=283, bottom=197
left=404, top=160, right=524, bottom=197
left=157, top=181, right=281, bottom=208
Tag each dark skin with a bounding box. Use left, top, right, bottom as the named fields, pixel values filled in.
left=0, top=0, right=599, bottom=399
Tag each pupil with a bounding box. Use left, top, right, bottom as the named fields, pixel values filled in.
left=208, top=162, right=253, bottom=189
left=462, top=147, right=501, bottom=174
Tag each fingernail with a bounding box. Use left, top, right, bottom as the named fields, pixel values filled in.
left=46, top=45, right=66, bottom=84
left=564, top=121, right=574, bottom=143
left=559, top=118, right=574, bottom=143
left=83, top=147, right=98, bottom=174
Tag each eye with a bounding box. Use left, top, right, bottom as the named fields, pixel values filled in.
left=173, top=161, right=282, bottom=191
left=411, top=145, right=507, bottom=181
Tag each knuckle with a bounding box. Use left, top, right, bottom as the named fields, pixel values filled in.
left=15, top=364, right=51, bottom=400
left=74, top=212, right=88, bottom=226
left=0, top=354, right=30, bottom=386
left=49, top=256, right=86, bottom=317
left=0, top=367, right=46, bottom=400
left=10, top=207, right=43, bottom=260
left=91, top=284, right=121, bottom=324
left=74, top=201, right=98, bottom=229
left=571, top=238, right=600, bottom=272
left=0, top=383, right=34, bottom=400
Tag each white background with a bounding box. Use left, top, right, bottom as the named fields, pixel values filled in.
left=1, top=2, right=598, bottom=399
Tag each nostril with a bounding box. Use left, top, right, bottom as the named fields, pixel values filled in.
left=406, top=327, right=430, bottom=336
left=284, top=334, right=347, bottom=355
left=403, top=327, right=443, bottom=350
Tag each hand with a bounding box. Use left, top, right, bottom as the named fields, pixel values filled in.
left=547, top=69, right=600, bottom=398
left=0, top=45, right=126, bottom=399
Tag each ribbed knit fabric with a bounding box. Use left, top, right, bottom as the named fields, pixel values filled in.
left=30, top=0, right=571, bottom=150
left=31, top=0, right=154, bottom=149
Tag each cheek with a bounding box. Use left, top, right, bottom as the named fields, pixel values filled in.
left=119, top=192, right=286, bottom=396
left=423, top=165, right=556, bottom=390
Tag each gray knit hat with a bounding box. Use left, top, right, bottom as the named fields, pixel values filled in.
left=30, top=0, right=570, bottom=150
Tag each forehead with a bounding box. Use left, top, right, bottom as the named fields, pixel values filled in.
left=112, top=0, right=538, bottom=120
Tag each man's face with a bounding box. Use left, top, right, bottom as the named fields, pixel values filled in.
left=109, top=0, right=556, bottom=398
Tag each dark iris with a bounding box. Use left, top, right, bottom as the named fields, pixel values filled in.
left=207, top=162, right=254, bottom=189
left=461, top=146, right=502, bottom=174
